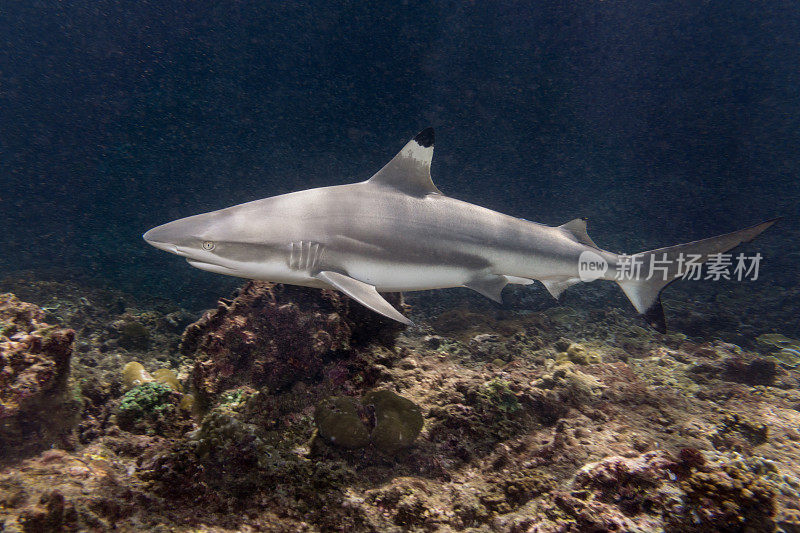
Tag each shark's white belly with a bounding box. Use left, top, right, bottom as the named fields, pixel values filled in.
left=342, top=258, right=472, bottom=292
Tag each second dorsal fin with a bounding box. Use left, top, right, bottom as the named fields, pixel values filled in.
left=559, top=218, right=599, bottom=249
left=366, top=128, right=441, bottom=197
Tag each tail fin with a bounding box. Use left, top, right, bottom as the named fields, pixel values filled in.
left=617, top=218, right=779, bottom=333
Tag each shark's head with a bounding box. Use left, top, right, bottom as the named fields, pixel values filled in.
left=143, top=210, right=243, bottom=276
left=143, top=202, right=295, bottom=280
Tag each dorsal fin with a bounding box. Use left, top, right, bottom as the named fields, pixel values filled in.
left=366, top=128, right=441, bottom=197
left=559, top=218, right=599, bottom=249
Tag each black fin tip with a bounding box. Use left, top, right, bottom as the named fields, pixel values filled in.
left=414, top=127, right=435, bottom=148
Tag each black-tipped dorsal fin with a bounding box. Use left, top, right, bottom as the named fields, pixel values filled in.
left=366, top=128, right=441, bottom=197
left=559, top=218, right=599, bottom=249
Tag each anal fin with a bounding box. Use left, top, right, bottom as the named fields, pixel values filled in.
left=541, top=278, right=581, bottom=299
left=315, top=271, right=412, bottom=325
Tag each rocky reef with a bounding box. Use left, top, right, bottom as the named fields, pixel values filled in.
left=0, top=293, right=79, bottom=460
left=1, top=275, right=799, bottom=532
left=181, top=281, right=406, bottom=408
left=314, top=390, right=424, bottom=453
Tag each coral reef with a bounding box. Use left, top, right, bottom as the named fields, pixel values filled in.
left=0, top=293, right=79, bottom=460
left=674, top=461, right=776, bottom=531
left=572, top=451, right=776, bottom=531
left=116, top=362, right=192, bottom=436
left=181, top=281, right=407, bottom=408
left=1, top=278, right=799, bottom=532
left=121, top=361, right=151, bottom=389
left=0, top=445, right=153, bottom=532
left=115, top=381, right=187, bottom=435
left=363, top=389, right=423, bottom=453
left=150, top=368, right=181, bottom=391
left=116, top=320, right=150, bottom=350
left=557, top=342, right=603, bottom=365
left=122, top=361, right=181, bottom=391
left=314, top=390, right=423, bottom=452
left=315, top=396, right=370, bottom=449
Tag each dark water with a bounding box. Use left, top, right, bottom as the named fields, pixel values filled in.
left=1, top=1, right=798, bottom=313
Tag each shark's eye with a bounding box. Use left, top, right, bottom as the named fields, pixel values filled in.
left=202, top=241, right=215, bottom=251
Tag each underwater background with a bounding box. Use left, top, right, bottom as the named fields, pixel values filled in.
left=2, top=1, right=798, bottom=315
left=2, top=1, right=800, bottom=532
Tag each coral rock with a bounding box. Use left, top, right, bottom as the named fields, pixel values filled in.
left=314, top=391, right=423, bottom=452
left=573, top=450, right=777, bottom=532
left=315, top=397, right=371, bottom=449
left=181, top=281, right=406, bottom=406
left=0, top=293, right=77, bottom=458
left=116, top=320, right=150, bottom=350
left=364, top=390, right=423, bottom=453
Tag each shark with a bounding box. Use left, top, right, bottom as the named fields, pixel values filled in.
left=143, top=128, right=777, bottom=332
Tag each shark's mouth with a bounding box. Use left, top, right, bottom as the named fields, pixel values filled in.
left=186, top=259, right=241, bottom=276
left=146, top=241, right=180, bottom=254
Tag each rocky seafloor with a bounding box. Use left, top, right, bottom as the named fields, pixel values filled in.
left=1, top=271, right=799, bottom=532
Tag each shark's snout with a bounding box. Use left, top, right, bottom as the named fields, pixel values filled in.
left=143, top=210, right=221, bottom=251
left=142, top=220, right=193, bottom=255
left=144, top=212, right=225, bottom=263
left=143, top=225, right=175, bottom=251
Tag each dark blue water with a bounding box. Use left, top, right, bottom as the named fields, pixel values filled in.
left=1, top=1, right=797, bottom=313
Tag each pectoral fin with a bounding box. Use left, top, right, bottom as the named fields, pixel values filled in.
left=315, top=271, right=412, bottom=325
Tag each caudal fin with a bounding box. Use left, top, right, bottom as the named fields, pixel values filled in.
left=617, top=218, right=779, bottom=333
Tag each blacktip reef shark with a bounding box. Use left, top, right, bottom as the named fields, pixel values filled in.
left=143, top=128, right=778, bottom=332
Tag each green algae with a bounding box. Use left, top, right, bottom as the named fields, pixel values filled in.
left=482, top=379, right=521, bottom=414
left=117, top=382, right=175, bottom=429
left=219, top=388, right=252, bottom=409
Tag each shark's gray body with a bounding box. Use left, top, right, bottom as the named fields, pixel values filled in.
left=144, top=128, right=776, bottom=331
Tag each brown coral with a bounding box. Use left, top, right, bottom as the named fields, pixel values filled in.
left=673, top=464, right=776, bottom=532
left=181, top=281, right=406, bottom=406
left=0, top=293, right=78, bottom=459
